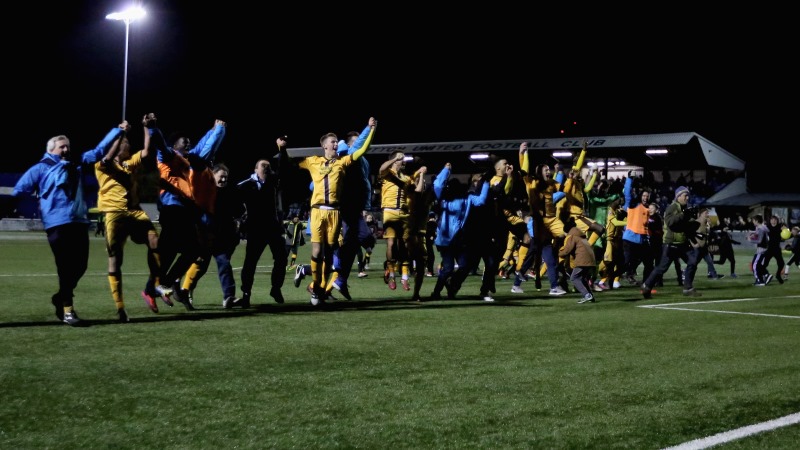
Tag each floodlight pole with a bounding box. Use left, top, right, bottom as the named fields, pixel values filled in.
left=121, top=19, right=131, bottom=122
left=106, top=7, right=146, bottom=122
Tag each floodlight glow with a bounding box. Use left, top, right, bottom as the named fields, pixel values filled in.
left=403, top=156, right=414, bottom=162
left=645, top=148, right=668, bottom=155
left=106, top=7, right=146, bottom=23
left=470, top=153, right=490, bottom=160
left=552, top=151, right=573, bottom=158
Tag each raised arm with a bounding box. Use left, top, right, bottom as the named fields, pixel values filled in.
left=468, top=180, right=490, bottom=206
left=572, top=141, right=588, bottom=171
left=623, top=176, right=634, bottom=209
left=413, top=166, right=427, bottom=193
left=380, top=152, right=405, bottom=178
left=150, top=124, right=171, bottom=162
left=347, top=117, right=378, bottom=155
left=102, top=121, right=131, bottom=163
left=504, top=164, right=514, bottom=195
left=519, top=142, right=529, bottom=174
left=350, top=117, right=377, bottom=161
left=192, top=119, right=227, bottom=162
left=584, top=168, right=598, bottom=193
left=433, top=163, right=451, bottom=199
left=140, top=113, right=157, bottom=159
left=274, top=135, right=292, bottom=175
left=81, top=121, right=128, bottom=165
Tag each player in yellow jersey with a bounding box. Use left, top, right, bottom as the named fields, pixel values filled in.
left=404, top=167, right=432, bottom=301
left=297, top=117, right=377, bottom=305
left=489, top=158, right=530, bottom=279
left=517, top=142, right=568, bottom=296
left=81, top=114, right=172, bottom=322
left=560, top=142, right=605, bottom=247
left=379, top=151, right=416, bottom=290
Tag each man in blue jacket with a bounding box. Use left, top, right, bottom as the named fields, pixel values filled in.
left=429, top=162, right=490, bottom=301
left=13, top=134, right=90, bottom=326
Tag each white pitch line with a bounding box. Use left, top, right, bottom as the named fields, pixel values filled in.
left=662, top=411, right=800, bottom=450
left=0, top=265, right=267, bottom=277
left=641, top=298, right=763, bottom=308
left=646, top=307, right=800, bottom=319
left=640, top=296, right=800, bottom=319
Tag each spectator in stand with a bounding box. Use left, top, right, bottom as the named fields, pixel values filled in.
left=735, top=213, right=750, bottom=231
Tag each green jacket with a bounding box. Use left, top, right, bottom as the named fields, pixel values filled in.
left=663, top=201, right=693, bottom=245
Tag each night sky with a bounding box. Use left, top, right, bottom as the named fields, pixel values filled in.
left=8, top=2, right=794, bottom=191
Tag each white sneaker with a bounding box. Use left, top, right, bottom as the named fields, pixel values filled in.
left=294, top=265, right=305, bottom=288
left=612, top=281, right=621, bottom=289
left=483, top=295, right=495, bottom=302
left=223, top=296, right=237, bottom=309
left=549, top=287, right=567, bottom=296
left=511, top=285, right=524, bottom=294
left=155, top=284, right=173, bottom=297
left=155, top=285, right=175, bottom=307
left=578, top=294, right=595, bottom=304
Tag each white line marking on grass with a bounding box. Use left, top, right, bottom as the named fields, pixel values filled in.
left=640, top=296, right=800, bottom=319
left=662, top=411, right=800, bottom=450
left=0, top=265, right=269, bottom=277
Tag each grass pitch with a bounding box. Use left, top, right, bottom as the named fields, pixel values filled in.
left=1, top=231, right=798, bottom=449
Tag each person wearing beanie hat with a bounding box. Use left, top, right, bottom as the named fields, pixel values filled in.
left=675, top=186, right=690, bottom=198
left=641, top=185, right=703, bottom=298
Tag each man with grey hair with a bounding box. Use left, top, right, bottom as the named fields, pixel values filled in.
left=13, top=134, right=91, bottom=326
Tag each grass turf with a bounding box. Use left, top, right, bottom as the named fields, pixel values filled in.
left=0, top=231, right=798, bottom=449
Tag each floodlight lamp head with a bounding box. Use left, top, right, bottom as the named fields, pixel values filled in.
left=106, top=7, right=146, bottom=23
